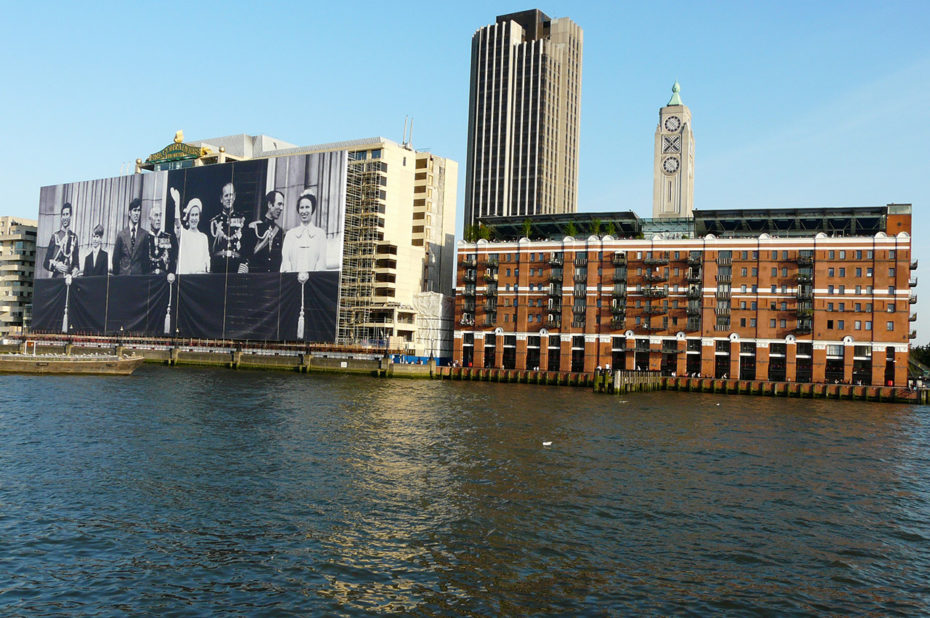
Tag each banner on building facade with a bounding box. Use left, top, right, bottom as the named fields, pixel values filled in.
left=33, top=152, right=347, bottom=342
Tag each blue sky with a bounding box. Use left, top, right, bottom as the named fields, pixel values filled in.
left=2, top=1, right=928, bottom=339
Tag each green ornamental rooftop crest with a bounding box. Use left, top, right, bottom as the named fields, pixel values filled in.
left=145, top=141, right=201, bottom=164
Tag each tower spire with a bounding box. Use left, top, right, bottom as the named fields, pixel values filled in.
left=667, top=81, right=682, bottom=106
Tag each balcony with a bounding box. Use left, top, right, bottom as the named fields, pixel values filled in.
left=910, top=293, right=917, bottom=304
left=462, top=302, right=476, bottom=313
left=796, top=255, right=813, bottom=266
left=485, top=285, right=498, bottom=297
left=463, top=286, right=476, bottom=297
left=643, top=287, right=668, bottom=299
left=796, top=308, right=814, bottom=318
left=910, top=330, right=917, bottom=339
left=573, top=271, right=588, bottom=283
left=643, top=323, right=664, bottom=332
left=686, top=269, right=702, bottom=282
left=796, top=273, right=813, bottom=284
left=644, top=304, right=667, bottom=315
left=574, top=256, right=588, bottom=267
left=911, top=259, right=918, bottom=270
left=613, top=268, right=627, bottom=282
left=716, top=274, right=732, bottom=283
left=611, top=304, right=626, bottom=315
left=796, top=320, right=813, bottom=334
left=572, top=305, right=586, bottom=315
left=688, top=254, right=702, bottom=266
left=572, top=320, right=586, bottom=329
left=483, top=257, right=499, bottom=267
left=911, top=313, right=917, bottom=322
left=717, top=257, right=732, bottom=265
left=463, top=271, right=476, bottom=283
left=797, top=286, right=814, bottom=300
left=612, top=285, right=627, bottom=297
left=909, top=277, right=918, bottom=287
left=482, top=315, right=497, bottom=327
left=644, top=257, right=669, bottom=266
left=643, top=271, right=668, bottom=282
left=548, top=302, right=562, bottom=312
left=483, top=272, right=498, bottom=282
left=483, top=302, right=497, bottom=312
left=686, top=319, right=701, bottom=331
left=459, top=314, right=474, bottom=326
left=548, top=270, right=563, bottom=282
left=548, top=285, right=562, bottom=297
left=460, top=256, right=477, bottom=268
left=715, top=306, right=731, bottom=316
left=686, top=304, right=702, bottom=316
left=687, top=286, right=702, bottom=299
left=549, top=255, right=563, bottom=266
left=612, top=253, right=627, bottom=266
left=715, top=289, right=731, bottom=300
left=610, top=317, right=625, bottom=329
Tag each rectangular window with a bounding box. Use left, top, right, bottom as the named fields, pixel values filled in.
left=888, top=303, right=896, bottom=312
left=839, top=302, right=845, bottom=311
left=780, top=302, right=787, bottom=311
left=771, top=251, right=778, bottom=260
left=771, top=285, right=777, bottom=293
left=752, top=268, right=758, bottom=276
left=741, top=267, right=748, bottom=276
left=839, top=267, right=846, bottom=277
left=781, top=267, right=787, bottom=277
left=855, top=320, right=861, bottom=330
left=780, top=319, right=787, bottom=328
left=890, top=250, right=896, bottom=259
left=839, top=285, right=845, bottom=294
left=829, top=250, right=835, bottom=259
left=828, top=285, right=835, bottom=294
left=740, top=318, right=746, bottom=327
left=839, top=250, right=846, bottom=259
left=751, top=302, right=757, bottom=310
left=771, top=267, right=777, bottom=276
left=770, top=319, right=776, bottom=327
left=829, top=267, right=835, bottom=277
left=856, top=250, right=862, bottom=259
left=856, top=267, right=862, bottom=277
left=889, top=268, right=896, bottom=277
left=750, top=318, right=756, bottom=327
left=741, top=284, right=747, bottom=293
left=887, top=321, right=894, bottom=331
left=838, top=320, right=845, bottom=329
left=866, top=321, right=872, bottom=330
left=827, top=303, right=834, bottom=311
left=827, top=319, right=834, bottom=329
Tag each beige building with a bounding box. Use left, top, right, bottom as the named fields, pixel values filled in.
left=653, top=82, right=695, bottom=219
left=140, top=134, right=458, bottom=355
left=464, top=9, right=583, bottom=227
left=0, top=216, right=37, bottom=336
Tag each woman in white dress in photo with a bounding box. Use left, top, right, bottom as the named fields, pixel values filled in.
left=170, top=187, right=210, bottom=275
left=280, top=189, right=325, bottom=273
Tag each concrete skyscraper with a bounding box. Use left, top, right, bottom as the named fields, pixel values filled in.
left=464, top=9, right=583, bottom=228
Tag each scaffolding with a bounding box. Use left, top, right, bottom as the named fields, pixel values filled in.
left=337, top=158, right=384, bottom=345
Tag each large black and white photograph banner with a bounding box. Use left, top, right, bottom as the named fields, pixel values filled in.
left=33, top=151, right=347, bottom=342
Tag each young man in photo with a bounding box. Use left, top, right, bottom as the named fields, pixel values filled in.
left=240, top=190, right=285, bottom=273
left=82, top=224, right=109, bottom=276
left=43, top=201, right=80, bottom=278
left=113, top=198, right=150, bottom=275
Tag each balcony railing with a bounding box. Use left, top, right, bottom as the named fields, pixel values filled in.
left=797, top=308, right=814, bottom=318
left=463, top=271, right=476, bottom=283
left=910, top=313, right=917, bottom=322
left=909, top=277, right=918, bottom=287
left=610, top=317, right=625, bottom=329
left=482, top=302, right=497, bottom=312
left=910, top=330, right=917, bottom=339
left=548, top=285, right=562, bottom=296
left=910, top=293, right=917, bottom=304
left=548, top=270, right=563, bottom=282
left=686, top=304, right=702, bottom=316
left=612, top=285, right=627, bottom=297
left=460, top=256, right=477, bottom=267
left=796, top=255, right=813, bottom=266
left=687, top=255, right=702, bottom=266
left=611, top=253, right=627, bottom=266
left=686, top=269, right=702, bottom=282
left=613, top=269, right=627, bottom=282
left=485, top=286, right=498, bottom=297
left=796, top=273, right=813, bottom=284
left=715, top=306, right=731, bottom=316
left=911, top=259, right=918, bottom=270
left=459, top=315, right=474, bottom=326
left=574, top=257, right=588, bottom=266
left=686, top=319, right=701, bottom=331
left=643, top=287, right=668, bottom=298
left=463, top=286, right=476, bottom=297
left=717, top=257, right=732, bottom=265
left=573, top=272, right=588, bottom=283
left=797, top=286, right=814, bottom=300
left=611, top=304, right=626, bottom=315
left=572, top=305, right=586, bottom=315
left=716, top=274, right=732, bottom=283
left=715, top=289, right=731, bottom=300
left=483, top=272, right=498, bottom=282
left=549, top=255, right=563, bottom=266
left=687, top=286, right=702, bottom=299
left=548, top=302, right=562, bottom=312
left=643, top=272, right=668, bottom=282
left=483, top=257, right=499, bottom=267
left=796, top=320, right=813, bottom=334
left=644, top=257, right=669, bottom=266
left=643, top=323, right=664, bottom=331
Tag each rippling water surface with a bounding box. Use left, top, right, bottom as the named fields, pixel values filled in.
left=1, top=365, right=929, bottom=615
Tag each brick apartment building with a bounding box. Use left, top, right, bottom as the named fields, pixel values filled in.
left=453, top=205, right=916, bottom=386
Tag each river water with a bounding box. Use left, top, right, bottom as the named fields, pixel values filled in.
left=1, top=365, right=928, bottom=615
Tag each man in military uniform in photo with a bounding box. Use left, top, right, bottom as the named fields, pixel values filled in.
left=43, top=201, right=80, bottom=278
left=144, top=207, right=176, bottom=274
left=209, top=182, right=246, bottom=273
left=113, top=198, right=151, bottom=275
left=239, top=190, right=285, bottom=273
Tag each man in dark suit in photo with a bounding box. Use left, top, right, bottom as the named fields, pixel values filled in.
left=82, top=224, right=109, bottom=276
left=112, top=198, right=150, bottom=275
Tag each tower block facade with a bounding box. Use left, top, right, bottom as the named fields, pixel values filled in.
left=653, top=82, right=694, bottom=219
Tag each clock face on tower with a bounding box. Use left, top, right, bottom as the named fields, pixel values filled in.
left=664, top=115, right=681, bottom=132
left=663, top=156, right=680, bottom=174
